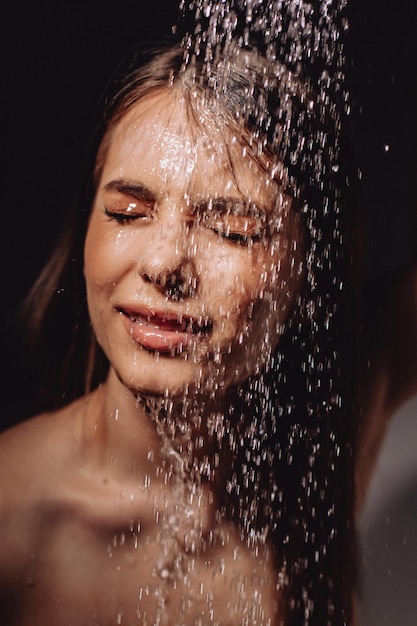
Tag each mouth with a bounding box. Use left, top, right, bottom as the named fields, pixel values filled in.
left=116, top=305, right=213, bottom=353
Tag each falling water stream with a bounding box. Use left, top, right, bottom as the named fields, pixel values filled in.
left=103, top=1, right=353, bottom=624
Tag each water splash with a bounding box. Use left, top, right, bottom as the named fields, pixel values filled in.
left=122, top=1, right=354, bottom=623
left=176, top=2, right=353, bottom=623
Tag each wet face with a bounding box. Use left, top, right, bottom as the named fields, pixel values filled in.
left=84, top=89, right=300, bottom=398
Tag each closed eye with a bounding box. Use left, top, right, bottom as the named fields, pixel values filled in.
left=195, top=199, right=268, bottom=245
left=209, top=220, right=264, bottom=244
left=104, top=203, right=153, bottom=223
left=105, top=209, right=139, bottom=222
left=101, top=179, right=156, bottom=224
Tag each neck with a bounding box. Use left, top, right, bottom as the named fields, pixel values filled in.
left=80, top=367, right=269, bottom=542
left=82, top=367, right=238, bottom=490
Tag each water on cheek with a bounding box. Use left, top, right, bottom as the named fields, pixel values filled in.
left=85, top=227, right=128, bottom=288
left=113, top=228, right=128, bottom=248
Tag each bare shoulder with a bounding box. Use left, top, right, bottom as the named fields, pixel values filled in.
left=0, top=399, right=86, bottom=579
left=0, top=398, right=86, bottom=489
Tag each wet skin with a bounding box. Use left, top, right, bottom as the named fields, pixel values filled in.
left=84, top=89, right=299, bottom=399
left=0, top=385, right=278, bottom=625
left=0, top=88, right=302, bottom=625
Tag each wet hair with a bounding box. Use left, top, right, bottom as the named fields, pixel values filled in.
left=8, top=37, right=357, bottom=625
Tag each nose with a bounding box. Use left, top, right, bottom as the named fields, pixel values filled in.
left=138, top=208, right=197, bottom=301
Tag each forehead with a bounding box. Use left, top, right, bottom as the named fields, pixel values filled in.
left=102, top=89, right=277, bottom=203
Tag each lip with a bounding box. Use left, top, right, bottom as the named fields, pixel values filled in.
left=116, top=305, right=212, bottom=353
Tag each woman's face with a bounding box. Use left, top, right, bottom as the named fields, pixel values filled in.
left=84, top=89, right=300, bottom=398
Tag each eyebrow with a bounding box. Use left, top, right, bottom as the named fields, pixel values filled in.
left=103, top=179, right=156, bottom=203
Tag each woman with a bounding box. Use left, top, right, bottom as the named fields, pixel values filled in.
left=0, top=39, right=356, bottom=625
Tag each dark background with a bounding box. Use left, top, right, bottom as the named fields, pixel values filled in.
left=1, top=0, right=416, bottom=344
left=1, top=2, right=416, bottom=621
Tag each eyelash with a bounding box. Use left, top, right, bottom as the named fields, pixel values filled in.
left=104, top=208, right=265, bottom=245
left=104, top=208, right=150, bottom=223
left=204, top=213, right=265, bottom=245
left=209, top=225, right=263, bottom=244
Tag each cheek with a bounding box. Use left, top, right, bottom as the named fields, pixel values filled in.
left=230, top=249, right=287, bottom=343
left=198, top=244, right=273, bottom=321
left=84, top=219, right=133, bottom=289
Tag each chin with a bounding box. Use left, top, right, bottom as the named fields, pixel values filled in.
left=113, top=359, right=203, bottom=400
left=108, top=339, right=262, bottom=402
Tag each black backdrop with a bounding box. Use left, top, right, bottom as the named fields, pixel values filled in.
left=1, top=0, right=416, bottom=358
